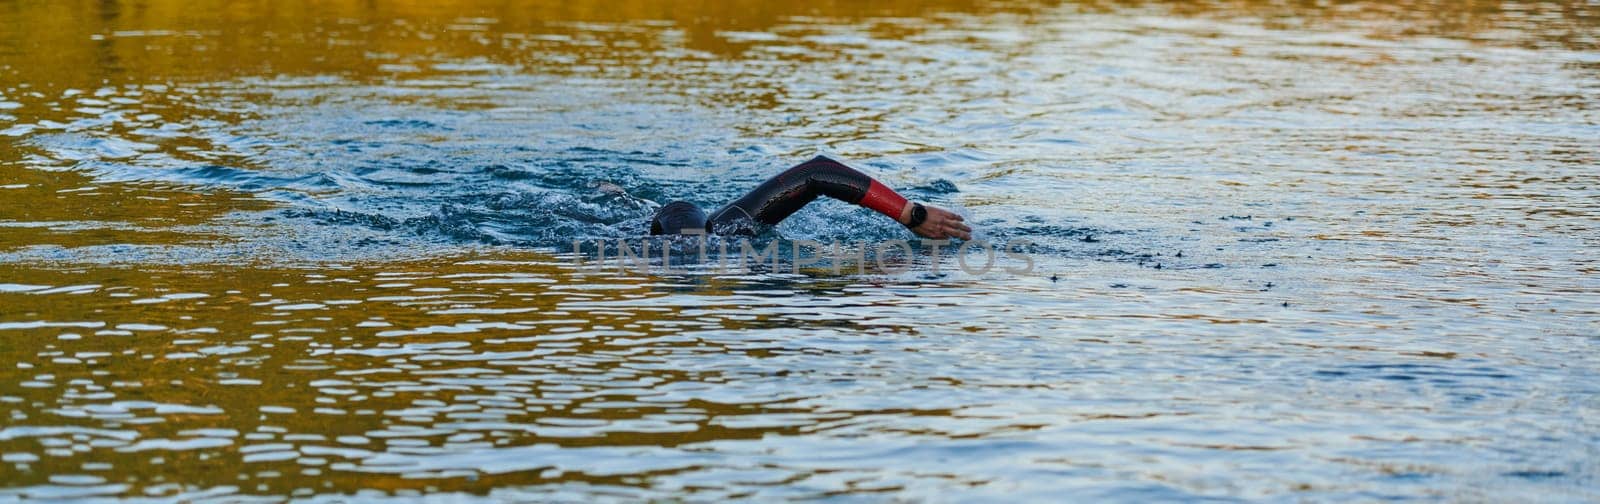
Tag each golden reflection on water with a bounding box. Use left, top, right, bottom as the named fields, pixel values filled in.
left=2, top=0, right=1594, bottom=90
left=1, top=0, right=1035, bottom=88
left=0, top=256, right=938, bottom=495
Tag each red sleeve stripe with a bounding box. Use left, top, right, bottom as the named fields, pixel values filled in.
left=858, top=180, right=909, bottom=221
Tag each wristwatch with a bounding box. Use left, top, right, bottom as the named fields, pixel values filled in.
left=906, top=203, right=928, bottom=229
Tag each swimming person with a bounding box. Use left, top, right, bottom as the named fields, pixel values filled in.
left=649, top=155, right=973, bottom=240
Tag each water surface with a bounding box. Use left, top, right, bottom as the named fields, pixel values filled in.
left=1, top=0, right=1598, bottom=500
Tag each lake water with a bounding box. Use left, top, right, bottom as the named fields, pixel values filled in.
left=1, top=0, right=1597, bottom=500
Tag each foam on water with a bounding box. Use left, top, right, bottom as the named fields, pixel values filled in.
left=7, top=75, right=1172, bottom=268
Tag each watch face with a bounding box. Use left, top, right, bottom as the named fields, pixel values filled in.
left=912, top=204, right=928, bottom=224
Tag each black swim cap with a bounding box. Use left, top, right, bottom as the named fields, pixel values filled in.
left=649, top=201, right=707, bottom=235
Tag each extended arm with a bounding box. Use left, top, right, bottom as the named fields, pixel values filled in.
left=706, top=155, right=971, bottom=239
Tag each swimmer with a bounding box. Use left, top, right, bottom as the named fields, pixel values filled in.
left=649, top=155, right=972, bottom=240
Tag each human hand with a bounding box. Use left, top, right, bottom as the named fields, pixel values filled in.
left=907, top=204, right=972, bottom=240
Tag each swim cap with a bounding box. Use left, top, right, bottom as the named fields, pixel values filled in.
left=649, top=201, right=707, bottom=235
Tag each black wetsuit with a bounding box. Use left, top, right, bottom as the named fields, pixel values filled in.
left=650, top=155, right=909, bottom=236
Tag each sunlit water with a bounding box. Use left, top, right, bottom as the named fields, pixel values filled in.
left=2, top=0, right=1598, bottom=500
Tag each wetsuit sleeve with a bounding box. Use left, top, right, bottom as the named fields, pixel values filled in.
left=706, top=155, right=910, bottom=233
